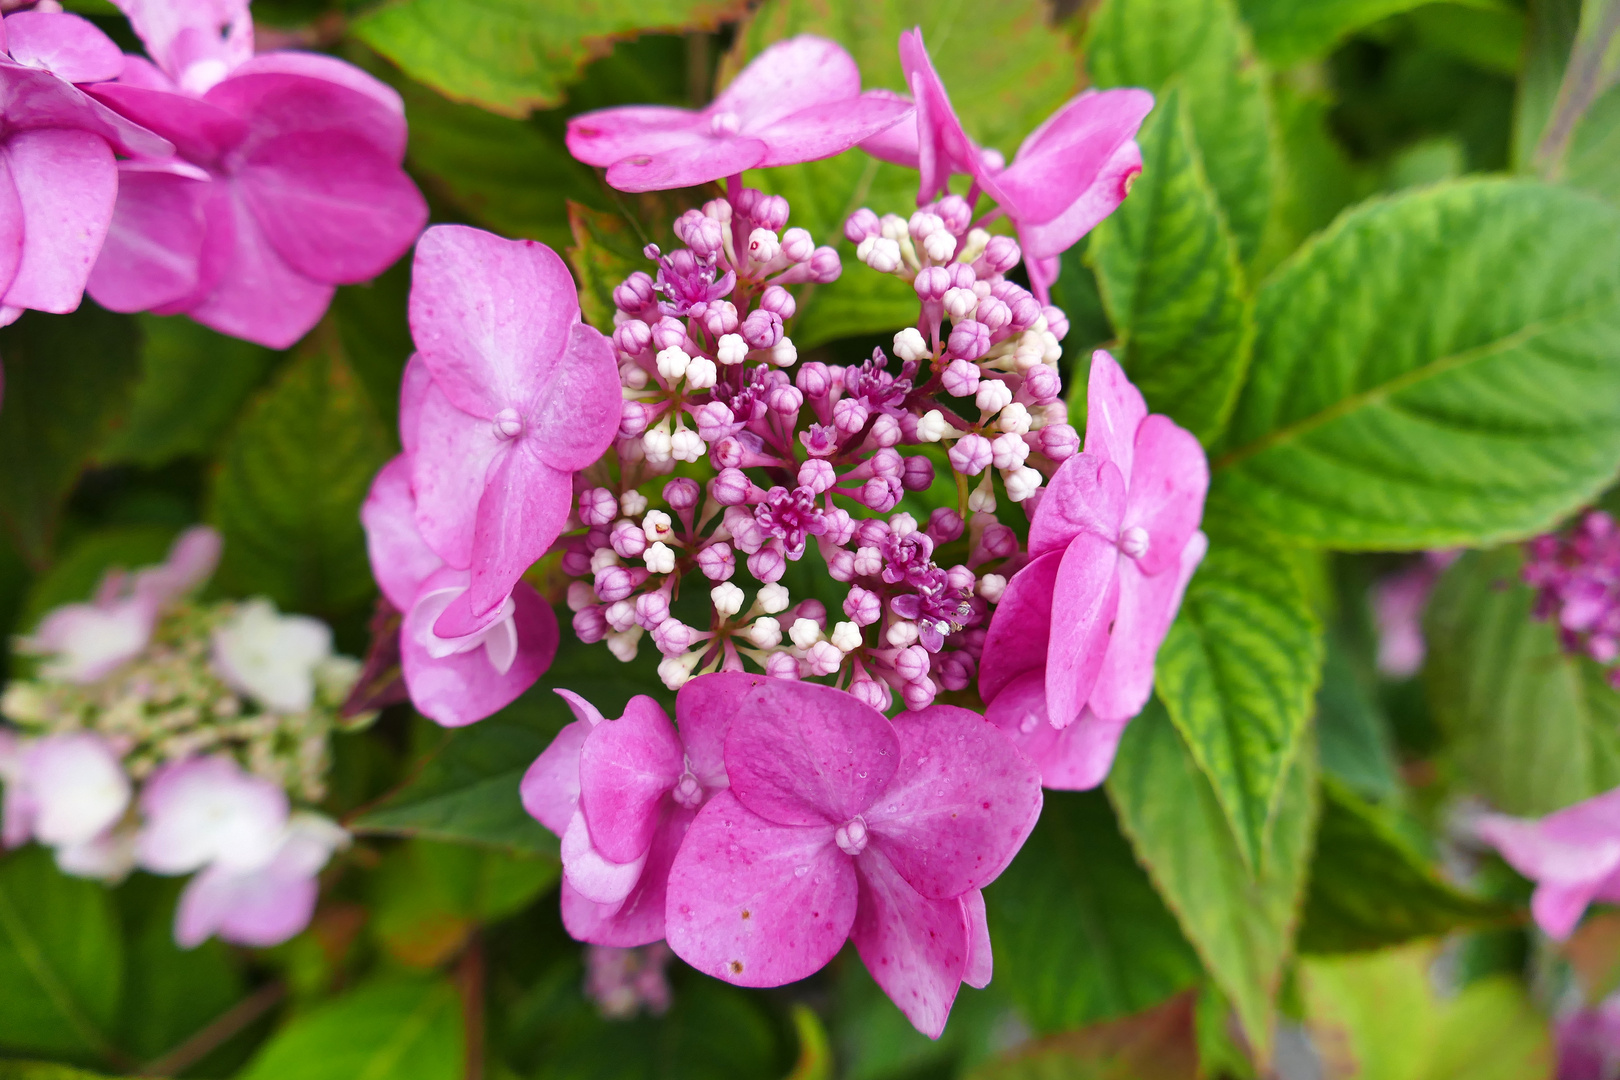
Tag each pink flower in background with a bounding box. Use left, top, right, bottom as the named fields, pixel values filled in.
left=0, top=9, right=172, bottom=324
left=84, top=0, right=427, bottom=347
left=175, top=811, right=346, bottom=948
left=861, top=28, right=1151, bottom=302
left=19, top=525, right=219, bottom=683
left=1556, top=994, right=1620, bottom=1080
left=585, top=943, right=673, bottom=1019
left=521, top=679, right=729, bottom=947
left=362, top=453, right=558, bottom=727
left=1475, top=786, right=1620, bottom=940
left=0, top=730, right=132, bottom=878
left=1525, top=511, right=1620, bottom=686
left=405, top=225, right=620, bottom=633
left=567, top=35, right=912, bottom=192
left=662, top=674, right=1039, bottom=1038
left=979, top=351, right=1207, bottom=790
left=1371, top=551, right=1458, bottom=678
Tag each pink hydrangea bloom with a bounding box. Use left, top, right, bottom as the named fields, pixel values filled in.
left=520, top=680, right=729, bottom=947
left=84, top=0, right=427, bottom=347
left=0, top=731, right=132, bottom=878
left=567, top=35, right=912, bottom=192
left=405, top=225, right=620, bottom=634
left=1371, top=551, right=1458, bottom=678
left=362, top=452, right=559, bottom=727
left=19, top=525, right=219, bottom=683
left=862, top=28, right=1151, bottom=302
left=1557, top=994, right=1620, bottom=1080
left=662, top=673, right=1039, bottom=1038
left=1475, top=786, right=1620, bottom=941
left=174, top=811, right=346, bottom=948
left=978, top=351, right=1207, bottom=790
left=0, top=9, right=172, bottom=324
left=1525, top=511, right=1620, bottom=684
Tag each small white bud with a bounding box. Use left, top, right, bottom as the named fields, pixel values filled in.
left=658, top=656, right=694, bottom=690
left=978, top=573, right=1007, bottom=603
left=943, top=287, right=977, bottom=322
left=566, top=581, right=596, bottom=612
left=619, top=490, right=648, bottom=517
left=863, top=237, right=903, bottom=274
left=991, top=432, right=1029, bottom=470
left=769, top=337, right=797, bottom=367
left=619, top=362, right=648, bottom=390
left=893, top=327, right=929, bottom=363
left=590, top=547, right=621, bottom=573
left=606, top=627, right=643, bottom=662
left=747, top=228, right=780, bottom=264
left=789, top=617, right=823, bottom=650
left=1004, top=466, right=1043, bottom=503
left=976, top=379, right=1013, bottom=415
left=642, top=425, right=673, bottom=464
left=711, top=583, right=745, bottom=619
left=745, top=616, right=782, bottom=649
left=670, top=427, right=706, bottom=463
left=997, top=402, right=1032, bottom=435
left=642, top=510, right=674, bottom=543
left=957, top=228, right=990, bottom=264
left=916, top=409, right=949, bottom=443
left=655, top=346, right=690, bottom=381
left=923, top=231, right=957, bottom=263
left=644, top=542, right=676, bottom=574
left=880, top=214, right=909, bottom=240
left=757, top=583, right=790, bottom=614
left=717, top=333, right=749, bottom=365
left=684, top=355, right=718, bottom=389
left=605, top=599, right=636, bottom=632
left=1043, top=330, right=1063, bottom=364
left=830, top=621, right=863, bottom=653
left=1014, top=332, right=1045, bottom=371
left=886, top=620, right=920, bottom=647
left=968, top=474, right=997, bottom=514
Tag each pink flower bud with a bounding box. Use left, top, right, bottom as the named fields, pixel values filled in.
left=824, top=507, right=856, bottom=545
left=753, top=194, right=790, bottom=231
left=901, top=676, right=937, bottom=711
left=760, top=285, right=797, bottom=320
left=868, top=446, right=903, bottom=479
left=709, top=468, right=752, bottom=507
left=635, top=591, right=671, bottom=629
left=805, top=640, right=843, bottom=676
left=1043, top=306, right=1070, bottom=341
left=844, top=586, right=882, bottom=626
left=852, top=545, right=883, bottom=577
left=562, top=549, right=592, bottom=577
left=977, top=296, right=1012, bottom=334
left=610, top=521, right=648, bottom=559
left=733, top=187, right=762, bottom=219
left=791, top=599, right=828, bottom=627
left=613, top=271, right=655, bottom=312
left=594, top=565, right=646, bottom=603
left=928, top=507, right=964, bottom=543
left=798, top=459, right=836, bottom=494
left=860, top=476, right=902, bottom=513
left=945, top=564, right=976, bottom=592
left=942, top=358, right=980, bottom=397
left=845, top=208, right=881, bottom=243
left=901, top=455, right=935, bottom=492
left=894, top=644, right=930, bottom=682
left=914, top=265, right=950, bottom=301
left=808, top=247, right=842, bottom=283
left=578, top=488, right=618, bottom=528
left=765, top=651, right=801, bottom=680
left=613, top=319, right=652, bottom=356
left=908, top=211, right=943, bottom=239
left=949, top=433, right=993, bottom=476
left=977, top=523, right=1018, bottom=561
left=618, top=401, right=653, bottom=439
left=696, top=542, right=735, bottom=581
left=1041, top=423, right=1080, bottom=461
left=936, top=651, right=974, bottom=691
left=710, top=437, right=745, bottom=470
left=795, top=362, right=833, bottom=398
left=979, top=235, right=1021, bottom=275
left=700, top=300, right=740, bottom=337
left=1008, top=295, right=1043, bottom=331
left=663, top=477, right=701, bottom=511
left=780, top=228, right=815, bottom=263
left=800, top=423, right=839, bottom=458
left=767, top=385, right=804, bottom=418
left=833, top=397, right=869, bottom=435
left=948, top=320, right=991, bottom=361
left=693, top=401, right=736, bottom=443
left=934, top=195, right=972, bottom=234
left=850, top=677, right=890, bottom=710
left=741, top=309, right=783, bottom=349
left=651, top=317, right=687, bottom=351
left=651, top=619, right=695, bottom=656
left=681, top=213, right=726, bottom=259
left=573, top=606, right=608, bottom=643
left=1023, top=364, right=1061, bottom=404
left=856, top=519, right=891, bottom=548
left=748, top=541, right=787, bottom=583
left=869, top=413, right=902, bottom=448
left=948, top=263, right=977, bottom=290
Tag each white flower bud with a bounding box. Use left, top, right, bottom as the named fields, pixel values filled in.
left=684, top=355, right=718, bottom=389
left=789, top=618, right=823, bottom=650
left=1043, top=330, right=1063, bottom=364
left=770, top=337, right=797, bottom=367
left=619, top=490, right=648, bottom=517
left=893, top=327, right=929, bottom=363
left=1005, top=466, right=1043, bottom=503
left=606, top=627, right=643, bottom=662
left=745, top=616, right=782, bottom=649
left=605, top=599, right=636, bottom=632
left=976, top=379, right=1013, bottom=415
left=670, top=427, right=706, bottom=463
left=644, top=542, right=676, bottom=574
left=991, top=432, right=1029, bottom=470
left=747, top=228, right=780, bottom=265
left=943, top=287, right=977, bottom=322
left=968, top=474, right=997, bottom=514
left=642, top=425, right=673, bottom=464
left=717, top=333, right=749, bottom=366
left=916, top=409, right=949, bottom=443
left=861, top=236, right=903, bottom=274
left=566, top=581, right=596, bottom=612
left=830, top=621, right=863, bottom=653
left=757, top=583, right=790, bottom=614
left=655, top=346, right=690, bottom=381
left=923, top=231, right=957, bottom=263
left=642, top=510, right=674, bottom=543
left=997, top=402, right=1032, bottom=435
left=957, top=228, right=990, bottom=264
left=978, top=573, right=1007, bottom=603
left=658, top=656, right=694, bottom=690
left=880, top=214, right=909, bottom=240
left=590, top=547, right=621, bottom=573
left=886, top=620, right=920, bottom=647
left=711, top=583, right=745, bottom=619
left=1014, top=332, right=1045, bottom=371
left=619, top=362, right=648, bottom=390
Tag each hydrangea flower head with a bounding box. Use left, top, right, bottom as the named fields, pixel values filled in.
left=0, top=731, right=132, bottom=871
left=567, top=35, right=913, bottom=192
left=1475, top=786, right=1620, bottom=940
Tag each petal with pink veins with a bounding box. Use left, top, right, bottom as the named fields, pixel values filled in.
left=1044, top=532, right=1123, bottom=730
left=5, top=11, right=124, bottom=83
left=86, top=167, right=208, bottom=313
left=565, top=105, right=708, bottom=167
left=525, top=321, right=621, bottom=472
left=360, top=455, right=444, bottom=611
left=850, top=843, right=969, bottom=1039
left=397, top=353, right=431, bottom=456
left=674, top=671, right=748, bottom=790
left=719, top=36, right=863, bottom=132
left=3, top=127, right=115, bottom=314
left=664, top=790, right=856, bottom=987
left=1088, top=531, right=1207, bottom=723
left=754, top=92, right=914, bottom=167
left=1083, top=350, right=1147, bottom=478
left=0, top=149, right=25, bottom=301
left=410, top=377, right=507, bottom=569
left=995, top=89, right=1153, bottom=227
left=578, top=696, right=685, bottom=864
left=86, top=82, right=245, bottom=162
left=604, top=137, right=767, bottom=194
left=977, top=550, right=1059, bottom=705
left=460, top=443, right=574, bottom=624
left=207, top=71, right=407, bottom=162
left=400, top=574, right=557, bottom=728
left=1019, top=140, right=1143, bottom=260
left=1026, top=452, right=1127, bottom=558
left=230, top=52, right=404, bottom=121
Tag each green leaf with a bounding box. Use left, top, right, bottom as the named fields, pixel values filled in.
left=1315, top=632, right=1401, bottom=802
left=370, top=840, right=558, bottom=967
left=1087, top=0, right=1275, bottom=265
left=332, top=258, right=414, bottom=445
left=1301, top=946, right=1553, bottom=1080
left=0, top=848, right=123, bottom=1061
left=0, top=1065, right=123, bottom=1080
left=235, top=977, right=463, bottom=1080
left=1106, top=701, right=1316, bottom=1061
left=1215, top=179, right=1620, bottom=550
left=567, top=197, right=685, bottom=336
left=18, top=526, right=177, bottom=631
left=1237, top=0, right=1469, bottom=66
left=1513, top=0, right=1583, bottom=169
left=1089, top=88, right=1254, bottom=445
left=208, top=320, right=392, bottom=621
left=98, top=315, right=277, bottom=468
left=1299, top=778, right=1512, bottom=954
left=1425, top=546, right=1620, bottom=815
left=986, top=791, right=1201, bottom=1034
left=0, top=307, right=141, bottom=567
left=352, top=0, right=748, bottom=117
left=964, top=995, right=1199, bottom=1080
left=1154, top=510, right=1324, bottom=871
left=1566, top=80, right=1620, bottom=204
left=1256, top=82, right=1374, bottom=276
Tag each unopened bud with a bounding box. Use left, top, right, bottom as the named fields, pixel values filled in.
left=684, top=355, right=718, bottom=389
left=902, top=455, right=935, bottom=491
left=976, top=378, right=1013, bottom=415
left=655, top=347, right=690, bottom=381
left=942, top=359, right=980, bottom=397
left=756, top=582, right=790, bottom=614
left=644, top=542, right=677, bottom=574
left=916, top=409, right=948, bottom=442
left=893, top=326, right=929, bottom=363
left=711, top=583, right=745, bottom=618
left=780, top=228, right=814, bottom=263
left=746, top=616, right=782, bottom=649
left=747, top=228, right=781, bottom=265
left=845, top=207, right=881, bottom=243
left=948, top=433, right=993, bottom=476
left=696, top=542, right=735, bottom=581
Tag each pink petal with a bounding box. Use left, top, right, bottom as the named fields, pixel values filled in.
left=86, top=82, right=246, bottom=162
left=231, top=52, right=404, bottom=122
left=977, top=550, right=1059, bottom=705
left=110, top=0, right=252, bottom=89
left=1532, top=881, right=1602, bottom=941
left=857, top=90, right=919, bottom=167
left=755, top=93, right=917, bottom=168
left=850, top=844, right=969, bottom=1039
left=996, top=89, right=1153, bottom=228
left=3, top=127, right=115, bottom=313
left=1477, top=810, right=1620, bottom=886
left=462, top=440, right=574, bottom=623
left=673, top=672, right=748, bottom=791
left=5, top=11, right=124, bottom=83
left=604, top=136, right=767, bottom=194
left=722, top=677, right=898, bottom=827
left=1045, top=532, right=1123, bottom=730
left=360, top=454, right=443, bottom=612
left=1026, top=452, right=1127, bottom=558
left=400, top=573, right=557, bottom=728
left=398, top=352, right=430, bottom=455
left=235, top=131, right=426, bottom=284
left=865, top=705, right=1042, bottom=899
left=566, top=107, right=706, bottom=168
left=1083, top=350, right=1147, bottom=478
left=561, top=809, right=646, bottom=906
left=409, top=224, right=580, bottom=420
left=987, top=676, right=1131, bottom=790
left=961, top=889, right=991, bottom=989
left=1541, top=786, right=1620, bottom=846
left=1018, top=140, right=1143, bottom=259
left=561, top=805, right=695, bottom=947
left=411, top=377, right=505, bottom=569
left=207, top=70, right=408, bottom=161
left=521, top=716, right=593, bottom=837
left=898, top=28, right=1000, bottom=207
left=578, top=696, right=685, bottom=864
left=1123, top=415, right=1209, bottom=577
left=178, top=862, right=318, bottom=949
left=719, top=35, right=862, bottom=132
left=664, top=790, right=856, bottom=987
left=0, top=147, right=24, bottom=302
left=133, top=525, right=221, bottom=606
left=1088, top=530, right=1207, bottom=724
left=525, top=321, right=622, bottom=472
left=183, top=183, right=333, bottom=348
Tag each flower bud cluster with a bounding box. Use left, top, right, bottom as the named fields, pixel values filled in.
left=564, top=188, right=1076, bottom=708
left=584, top=943, right=674, bottom=1019
left=1525, top=510, right=1620, bottom=686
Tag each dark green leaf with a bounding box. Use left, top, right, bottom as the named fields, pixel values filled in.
left=18, top=526, right=177, bottom=631
left=1237, top=0, right=1458, bottom=66
left=1256, top=82, right=1374, bottom=276
left=1089, top=88, right=1254, bottom=444
left=371, top=840, right=558, bottom=967
left=1299, top=778, right=1512, bottom=953
left=964, top=995, right=1199, bottom=1080
left=208, top=320, right=392, bottom=620
left=332, top=258, right=415, bottom=445
left=1425, top=546, right=1620, bottom=815
left=1566, top=80, right=1620, bottom=204
left=1154, top=510, right=1324, bottom=870
left=1087, top=0, right=1275, bottom=265
left=1107, top=701, right=1316, bottom=1060
left=352, top=0, right=749, bottom=117
left=234, top=976, right=463, bottom=1080
left=1215, top=179, right=1620, bottom=550
left=0, top=847, right=123, bottom=1061
left=0, top=307, right=141, bottom=567
left=986, top=790, right=1201, bottom=1034
left=1315, top=632, right=1401, bottom=802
